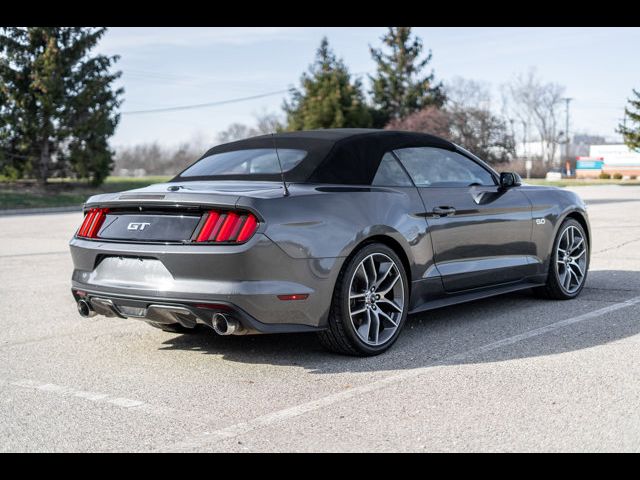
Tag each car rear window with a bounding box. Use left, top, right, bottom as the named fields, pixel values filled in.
left=179, top=148, right=308, bottom=177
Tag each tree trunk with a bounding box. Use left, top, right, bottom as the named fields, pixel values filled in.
left=39, top=137, right=49, bottom=186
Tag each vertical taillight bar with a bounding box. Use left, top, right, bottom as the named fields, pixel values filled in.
left=194, top=210, right=258, bottom=243
left=195, top=211, right=221, bottom=242
left=77, top=208, right=108, bottom=239
left=236, top=215, right=258, bottom=242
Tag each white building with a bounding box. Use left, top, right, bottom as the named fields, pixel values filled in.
left=576, top=144, right=640, bottom=178
left=515, top=141, right=562, bottom=164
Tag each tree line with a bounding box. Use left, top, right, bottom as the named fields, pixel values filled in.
left=1, top=27, right=639, bottom=185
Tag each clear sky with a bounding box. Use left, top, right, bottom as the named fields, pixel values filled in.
left=96, top=27, right=640, bottom=149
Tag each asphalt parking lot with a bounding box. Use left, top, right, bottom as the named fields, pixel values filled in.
left=1, top=184, right=640, bottom=452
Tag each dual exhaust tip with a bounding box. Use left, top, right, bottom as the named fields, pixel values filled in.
left=77, top=299, right=243, bottom=335
left=77, top=299, right=96, bottom=318
left=212, top=313, right=243, bottom=336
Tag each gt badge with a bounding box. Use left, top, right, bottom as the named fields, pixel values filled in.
left=127, top=222, right=151, bottom=231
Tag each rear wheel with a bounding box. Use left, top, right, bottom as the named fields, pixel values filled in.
left=144, top=321, right=198, bottom=333
left=318, top=243, right=409, bottom=356
left=535, top=218, right=589, bottom=299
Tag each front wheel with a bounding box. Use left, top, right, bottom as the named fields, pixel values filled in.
left=318, top=243, right=409, bottom=356
left=535, top=218, right=589, bottom=299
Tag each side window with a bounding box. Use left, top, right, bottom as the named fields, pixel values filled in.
left=394, top=147, right=496, bottom=187
left=372, top=152, right=413, bottom=187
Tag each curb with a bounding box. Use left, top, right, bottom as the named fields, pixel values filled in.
left=0, top=205, right=83, bottom=216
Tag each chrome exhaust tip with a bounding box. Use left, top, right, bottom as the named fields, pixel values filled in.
left=77, top=299, right=96, bottom=318
left=212, top=313, right=241, bottom=335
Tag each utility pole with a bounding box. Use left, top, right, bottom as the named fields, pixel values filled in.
left=521, top=120, right=528, bottom=158
left=563, top=98, right=572, bottom=173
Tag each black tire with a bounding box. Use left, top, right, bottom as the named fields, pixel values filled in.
left=534, top=218, right=589, bottom=300
left=318, top=243, right=409, bottom=356
left=144, top=321, right=198, bottom=333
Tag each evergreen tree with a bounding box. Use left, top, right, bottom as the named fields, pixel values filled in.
left=369, top=27, right=445, bottom=127
left=618, top=89, right=640, bottom=151
left=0, top=27, right=123, bottom=185
left=284, top=37, right=371, bottom=130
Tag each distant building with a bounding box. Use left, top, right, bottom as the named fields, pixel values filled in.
left=573, top=135, right=606, bottom=157
left=515, top=141, right=562, bottom=163
left=576, top=144, right=640, bottom=178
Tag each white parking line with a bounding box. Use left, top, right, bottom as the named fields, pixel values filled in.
left=158, top=294, right=640, bottom=452
left=6, top=378, right=174, bottom=415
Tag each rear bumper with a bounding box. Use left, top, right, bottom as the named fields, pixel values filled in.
left=71, top=289, right=323, bottom=334
left=69, top=234, right=345, bottom=329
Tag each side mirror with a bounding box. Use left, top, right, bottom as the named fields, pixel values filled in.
left=500, top=172, right=522, bottom=188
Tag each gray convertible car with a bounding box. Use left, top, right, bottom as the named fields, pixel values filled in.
left=70, top=129, right=590, bottom=356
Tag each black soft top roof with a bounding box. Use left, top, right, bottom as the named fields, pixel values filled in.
left=173, top=129, right=457, bottom=184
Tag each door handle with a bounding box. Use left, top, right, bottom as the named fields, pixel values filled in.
left=433, top=206, right=456, bottom=216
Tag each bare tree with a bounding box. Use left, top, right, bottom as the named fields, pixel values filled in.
left=254, top=112, right=284, bottom=134
left=216, top=123, right=259, bottom=144
left=502, top=69, right=566, bottom=165
left=216, top=112, right=284, bottom=144
left=446, top=77, right=492, bottom=111
left=387, top=78, right=515, bottom=165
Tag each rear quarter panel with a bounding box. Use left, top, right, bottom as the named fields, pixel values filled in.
left=236, top=184, right=434, bottom=282
left=519, top=185, right=590, bottom=276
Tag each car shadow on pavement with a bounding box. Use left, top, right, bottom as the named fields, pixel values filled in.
left=158, top=270, right=640, bottom=374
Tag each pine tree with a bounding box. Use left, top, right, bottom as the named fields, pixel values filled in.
left=618, top=89, right=640, bottom=151
left=284, top=37, right=372, bottom=130
left=0, top=27, right=123, bottom=185
left=369, top=27, right=445, bottom=127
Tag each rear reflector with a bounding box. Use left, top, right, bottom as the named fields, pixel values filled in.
left=277, top=294, right=309, bottom=301
left=77, top=208, right=108, bottom=239
left=195, top=210, right=258, bottom=244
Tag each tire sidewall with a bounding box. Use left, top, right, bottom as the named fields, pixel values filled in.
left=337, top=243, right=409, bottom=355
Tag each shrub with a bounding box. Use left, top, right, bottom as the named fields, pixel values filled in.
left=630, top=175, right=637, bottom=180
left=612, top=172, right=623, bottom=180
left=598, top=172, right=611, bottom=179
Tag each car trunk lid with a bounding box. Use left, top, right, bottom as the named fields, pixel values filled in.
left=78, top=181, right=276, bottom=244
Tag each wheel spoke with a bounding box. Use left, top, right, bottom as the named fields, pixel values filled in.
left=369, top=310, right=380, bottom=344
left=573, top=249, right=586, bottom=259
left=350, top=306, right=367, bottom=316
left=368, top=256, right=378, bottom=286
left=376, top=262, right=395, bottom=288
left=565, top=267, right=574, bottom=290
left=349, top=292, right=366, bottom=299
left=357, top=310, right=371, bottom=340
left=378, top=274, right=400, bottom=296
left=570, top=237, right=584, bottom=254
left=568, top=227, right=575, bottom=250
left=378, top=298, right=402, bottom=312
left=569, top=261, right=584, bottom=278
left=358, top=263, right=369, bottom=290
left=377, top=308, right=397, bottom=327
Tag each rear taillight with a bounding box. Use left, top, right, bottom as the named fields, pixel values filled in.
left=77, top=208, right=108, bottom=239
left=195, top=210, right=259, bottom=243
